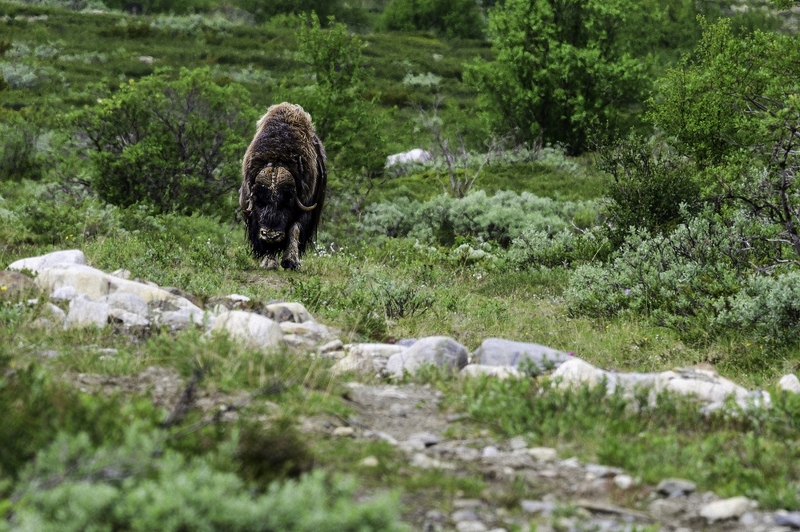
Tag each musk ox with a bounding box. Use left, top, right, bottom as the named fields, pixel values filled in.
left=240, top=103, right=327, bottom=270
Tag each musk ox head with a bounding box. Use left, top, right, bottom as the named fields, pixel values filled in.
left=240, top=103, right=327, bottom=270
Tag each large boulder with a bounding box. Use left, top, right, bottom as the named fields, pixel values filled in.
left=472, top=338, right=570, bottom=372
left=386, top=336, right=468, bottom=378
left=64, top=296, right=110, bottom=329
left=34, top=264, right=200, bottom=312
left=385, top=148, right=432, bottom=167
left=210, top=310, right=283, bottom=350
left=7, top=249, right=85, bottom=273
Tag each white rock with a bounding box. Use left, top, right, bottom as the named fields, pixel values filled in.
left=386, top=336, right=468, bottom=378
left=411, top=453, right=456, bottom=470
left=331, top=353, right=377, bottom=376
left=779, top=374, right=800, bottom=394
left=43, top=302, right=66, bottom=323
left=210, top=310, right=283, bottom=350
left=109, top=308, right=150, bottom=328
left=614, top=474, right=634, bottom=490
left=699, top=496, right=756, bottom=523
left=526, top=447, right=558, bottom=462
left=350, top=343, right=406, bottom=358
left=319, top=339, right=344, bottom=353
left=279, top=320, right=333, bottom=340
left=385, top=148, right=432, bottom=167
left=226, top=294, right=251, bottom=303
left=655, top=370, right=750, bottom=404
left=455, top=522, right=488, bottom=532
left=333, top=427, right=355, bottom=437
left=265, top=302, right=314, bottom=323
left=360, top=456, right=379, bottom=467
left=35, top=264, right=201, bottom=312
left=8, top=249, right=85, bottom=273
left=156, top=307, right=206, bottom=331
left=99, top=292, right=149, bottom=318
left=110, top=269, right=131, bottom=280
left=460, top=364, right=524, bottom=380
left=551, top=358, right=611, bottom=390
left=51, top=285, right=80, bottom=302
left=64, top=296, right=109, bottom=329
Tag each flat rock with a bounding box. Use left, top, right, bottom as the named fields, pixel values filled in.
left=699, top=496, right=755, bottom=523
left=264, top=302, right=314, bottom=323
left=34, top=264, right=201, bottom=313
left=210, top=310, right=282, bottom=350
left=386, top=336, right=468, bottom=378
left=64, top=296, right=109, bottom=329
left=779, top=374, right=800, bottom=394
left=99, top=292, right=149, bottom=318
left=774, top=511, right=800, bottom=528
left=526, top=447, right=558, bottom=462
left=109, top=308, right=150, bottom=328
left=460, top=364, right=523, bottom=380
left=655, top=369, right=751, bottom=405
left=279, top=320, right=333, bottom=340
left=551, top=358, right=611, bottom=389
left=155, top=307, right=207, bottom=331
left=8, top=249, right=85, bottom=273
left=472, top=338, right=570, bottom=371
left=656, top=478, right=696, bottom=497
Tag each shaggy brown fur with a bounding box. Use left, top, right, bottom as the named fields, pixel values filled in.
left=240, top=103, right=327, bottom=269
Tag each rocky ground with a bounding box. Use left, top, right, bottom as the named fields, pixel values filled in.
left=5, top=249, right=800, bottom=531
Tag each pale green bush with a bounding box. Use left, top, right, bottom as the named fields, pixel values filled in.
left=565, top=214, right=751, bottom=332
left=360, top=190, right=598, bottom=247
left=715, top=271, right=800, bottom=345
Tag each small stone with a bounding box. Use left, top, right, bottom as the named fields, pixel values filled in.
left=774, top=511, right=800, bottom=528
left=411, top=453, right=455, bottom=470
left=360, top=456, right=379, bottom=467
left=521, top=500, right=555, bottom=515
left=699, top=496, right=756, bottom=523
left=613, top=474, right=634, bottom=490
left=656, top=478, right=696, bottom=497
left=333, top=427, right=355, bottom=437
left=210, top=310, right=282, bottom=350
left=481, top=446, right=500, bottom=458
left=408, top=432, right=440, bottom=447
left=386, top=336, right=469, bottom=378
left=319, top=339, right=344, bottom=353
left=51, top=285, right=79, bottom=301
left=460, top=364, right=523, bottom=380
left=36, top=349, right=60, bottom=359
left=64, top=296, right=109, bottom=329
left=110, top=269, right=131, bottom=279
left=508, top=436, right=527, bottom=450
left=451, top=509, right=478, bottom=522
left=779, top=374, right=800, bottom=394
left=455, top=521, right=488, bottom=532
left=527, top=447, right=558, bottom=462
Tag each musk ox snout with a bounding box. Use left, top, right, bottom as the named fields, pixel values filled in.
left=259, top=228, right=285, bottom=243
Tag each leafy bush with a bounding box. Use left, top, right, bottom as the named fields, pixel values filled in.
left=360, top=190, right=598, bottom=247
left=0, top=114, right=44, bottom=181
left=507, top=228, right=611, bottom=269
left=78, top=68, right=256, bottom=216
left=650, top=19, right=800, bottom=263
left=565, top=213, right=759, bottom=334
left=466, top=0, right=646, bottom=153
left=0, top=62, right=50, bottom=89
left=379, top=0, right=485, bottom=39
left=715, top=271, right=800, bottom=345
left=598, top=133, right=701, bottom=247
left=8, top=427, right=405, bottom=531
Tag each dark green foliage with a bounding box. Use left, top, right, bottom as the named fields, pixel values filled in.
left=466, top=0, right=647, bottom=153
left=78, top=68, right=257, bottom=216
left=0, top=112, right=44, bottom=181
left=598, top=133, right=701, bottom=247
left=236, top=419, right=314, bottom=487
left=379, top=0, right=485, bottom=39
left=650, top=19, right=800, bottom=261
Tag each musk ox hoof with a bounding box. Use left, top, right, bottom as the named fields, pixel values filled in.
left=281, top=258, right=300, bottom=270
left=259, top=256, right=278, bottom=270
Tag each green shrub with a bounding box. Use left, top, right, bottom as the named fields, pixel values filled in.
left=598, top=133, right=701, bottom=247
left=379, top=0, right=485, bottom=39
left=77, top=68, right=256, bottom=216
left=9, top=427, right=405, bottom=531
left=360, top=190, right=599, bottom=247
left=715, top=271, right=800, bottom=345
left=465, top=0, right=646, bottom=153
left=565, top=213, right=754, bottom=334
left=0, top=114, right=44, bottom=181
left=507, top=228, right=611, bottom=269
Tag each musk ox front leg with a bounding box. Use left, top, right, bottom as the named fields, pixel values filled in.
left=281, top=223, right=301, bottom=270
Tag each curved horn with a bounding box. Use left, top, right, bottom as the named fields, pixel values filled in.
left=296, top=198, right=317, bottom=212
